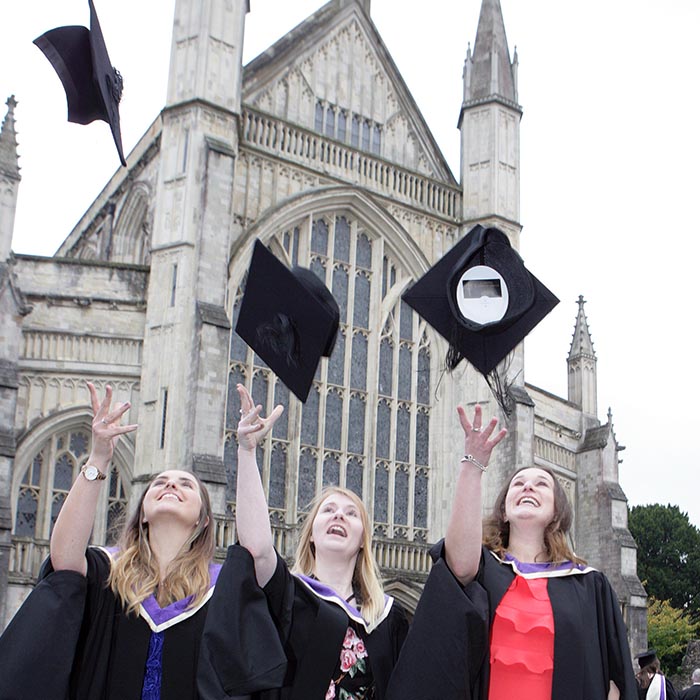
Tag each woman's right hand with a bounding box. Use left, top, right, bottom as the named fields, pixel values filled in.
left=445, top=404, right=506, bottom=585
left=50, top=383, right=136, bottom=574
left=456, top=403, right=507, bottom=470
left=236, top=384, right=284, bottom=452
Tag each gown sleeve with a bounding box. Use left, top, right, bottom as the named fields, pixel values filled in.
left=385, top=542, right=489, bottom=700
left=598, top=574, right=640, bottom=700
left=197, top=544, right=290, bottom=699
left=0, top=562, right=87, bottom=700
left=666, top=677, right=680, bottom=700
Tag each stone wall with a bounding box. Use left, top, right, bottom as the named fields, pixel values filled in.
left=673, top=639, right=700, bottom=692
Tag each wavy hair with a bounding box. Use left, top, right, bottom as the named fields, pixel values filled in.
left=483, top=465, right=586, bottom=566
left=636, top=659, right=661, bottom=690
left=107, top=471, right=214, bottom=614
left=292, top=487, right=386, bottom=627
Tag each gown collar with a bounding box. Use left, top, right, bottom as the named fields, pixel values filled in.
left=492, top=549, right=596, bottom=578
left=101, top=546, right=221, bottom=633
left=295, top=573, right=394, bottom=633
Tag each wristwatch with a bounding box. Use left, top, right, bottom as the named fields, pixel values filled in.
left=81, top=464, right=107, bottom=481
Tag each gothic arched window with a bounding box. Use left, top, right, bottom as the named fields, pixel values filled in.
left=226, top=212, right=431, bottom=542
left=13, top=426, right=129, bottom=544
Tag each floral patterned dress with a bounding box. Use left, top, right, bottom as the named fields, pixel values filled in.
left=325, top=624, right=375, bottom=700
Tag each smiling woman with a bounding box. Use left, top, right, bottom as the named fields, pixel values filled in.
left=483, top=466, right=587, bottom=567
left=197, top=383, right=408, bottom=700
left=385, top=405, right=639, bottom=700
left=0, top=383, right=220, bottom=700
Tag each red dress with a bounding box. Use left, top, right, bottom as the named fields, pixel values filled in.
left=488, top=575, right=555, bottom=700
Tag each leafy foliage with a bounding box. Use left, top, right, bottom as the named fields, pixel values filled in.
left=628, top=504, right=700, bottom=620
left=646, top=597, right=700, bottom=675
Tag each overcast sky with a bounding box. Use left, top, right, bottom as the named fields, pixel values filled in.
left=1, top=1, right=698, bottom=527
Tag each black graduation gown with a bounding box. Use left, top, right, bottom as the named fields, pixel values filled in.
left=198, top=544, right=408, bottom=700
left=638, top=675, right=680, bottom=700
left=386, top=544, right=639, bottom=700
left=0, top=547, right=217, bottom=700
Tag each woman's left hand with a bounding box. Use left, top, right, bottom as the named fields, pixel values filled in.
left=88, top=382, right=138, bottom=466
left=457, top=403, right=507, bottom=469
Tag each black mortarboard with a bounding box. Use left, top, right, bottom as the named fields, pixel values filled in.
left=235, top=240, right=340, bottom=402
left=34, top=0, right=126, bottom=166
left=636, top=649, right=658, bottom=668
left=403, top=223, right=558, bottom=382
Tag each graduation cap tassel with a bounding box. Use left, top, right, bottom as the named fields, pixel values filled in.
left=446, top=324, right=476, bottom=372
left=255, top=313, right=300, bottom=369
left=484, top=367, right=516, bottom=418
left=108, top=67, right=123, bottom=103
left=445, top=343, right=464, bottom=372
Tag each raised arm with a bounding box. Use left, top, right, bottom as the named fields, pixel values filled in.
left=235, top=384, right=284, bottom=587
left=444, top=404, right=506, bottom=585
left=50, top=383, right=137, bottom=575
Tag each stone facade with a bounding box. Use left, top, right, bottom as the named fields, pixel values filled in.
left=674, top=640, right=700, bottom=691
left=0, top=0, right=645, bottom=654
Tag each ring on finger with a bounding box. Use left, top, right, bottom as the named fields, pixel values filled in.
left=473, top=427, right=481, bottom=433
left=101, top=418, right=108, bottom=425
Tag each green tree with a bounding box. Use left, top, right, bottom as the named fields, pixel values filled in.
left=628, top=504, right=700, bottom=619
left=646, top=597, right=700, bottom=675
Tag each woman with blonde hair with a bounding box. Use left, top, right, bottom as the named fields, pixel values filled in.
left=199, top=384, right=408, bottom=700
left=0, top=383, right=220, bottom=700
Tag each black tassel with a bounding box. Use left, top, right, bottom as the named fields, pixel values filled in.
left=256, top=313, right=300, bottom=368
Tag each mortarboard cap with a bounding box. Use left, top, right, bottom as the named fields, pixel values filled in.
left=636, top=650, right=658, bottom=668
left=34, top=0, right=126, bottom=166
left=402, top=224, right=559, bottom=376
left=235, top=240, right=340, bottom=402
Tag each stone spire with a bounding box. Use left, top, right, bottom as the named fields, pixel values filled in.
left=0, top=96, right=20, bottom=181
left=0, top=96, right=21, bottom=261
left=568, top=295, right=598, bottom=415
left=462, top=0, right=517, bottom=106
left=459, top=0, right=522, bottom=234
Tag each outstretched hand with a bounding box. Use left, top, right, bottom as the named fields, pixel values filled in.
left=87, top=382, right=138, bottom=465
left=236, top=383, right=284, bottom=452
left=457, top=404, right=507, bottom=469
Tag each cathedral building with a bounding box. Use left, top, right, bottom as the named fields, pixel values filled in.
left=0, top=0, right=646, bottom=652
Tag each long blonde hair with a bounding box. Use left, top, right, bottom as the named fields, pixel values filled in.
left=483, top=465, right=587, bottom=566
left=107, top=471, right=214, bottom=614
left=292, top=487, right=386, bottom=627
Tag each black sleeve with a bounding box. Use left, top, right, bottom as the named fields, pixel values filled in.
left=598, top=574, right=639, bottom=700
left=666, top=678, right=680, bottom=700
left=390, top=600, right=409, bottom=660
left=0, top=567, right=87, bottom=700
left=198, top=545, right=289, bottom=699
left=385, top=552, right=489, bottom=700
left=261, top=549, right=297, bottom=644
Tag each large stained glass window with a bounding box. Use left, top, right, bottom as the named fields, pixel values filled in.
left=226, top=213, right=431, bottom=542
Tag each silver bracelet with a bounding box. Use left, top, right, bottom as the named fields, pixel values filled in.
left=460, top=454, right=487, bottom=471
